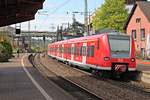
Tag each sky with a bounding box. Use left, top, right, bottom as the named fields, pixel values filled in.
left=13, top=0, right=103, bottom=31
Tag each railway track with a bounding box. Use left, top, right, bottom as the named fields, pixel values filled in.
left=29, top=53, right=150, bottom=100
left=44, top=55, right=150, bottom=95
left=29, top=53, right=102, bottom=100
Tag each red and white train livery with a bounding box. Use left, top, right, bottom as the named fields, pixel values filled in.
left=48, top=32, right=136, bottom=75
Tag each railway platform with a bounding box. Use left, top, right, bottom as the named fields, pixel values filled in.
left=137, top=60, right=150, bottom=84
left=38, top=53, right=150, bottom=100
left=137, top=59, right=150, bottom=67
left=0, top=53, right=76, bottom=100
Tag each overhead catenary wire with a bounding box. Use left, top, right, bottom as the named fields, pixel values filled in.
left=51, top=0, right=72, bottom=14
left=39, top=0, right=73, bottom=29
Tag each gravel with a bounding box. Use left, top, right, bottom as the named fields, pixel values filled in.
left=38, top=54, right=150, bottom=100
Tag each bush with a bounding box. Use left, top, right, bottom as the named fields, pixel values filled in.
left=135, top=51, right=144, bottom=59
left=0, top=40, right=12, bottom=62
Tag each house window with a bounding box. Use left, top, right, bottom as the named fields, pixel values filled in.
left=136, top=18, right=141, bottom=23
left=141, top=29, right=145, bottom=40
left=132, top=30, right=136, bottom=39
left=141, top=48, right=145, bottom=57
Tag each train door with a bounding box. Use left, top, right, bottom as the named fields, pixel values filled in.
left=71, top=44, right=75, bottom=61
left=82, top=43, right=87, bottom=64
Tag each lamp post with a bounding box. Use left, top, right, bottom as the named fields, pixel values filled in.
left=15, top=23, right=21, bottom=57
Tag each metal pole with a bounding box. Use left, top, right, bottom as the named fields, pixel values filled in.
left=88, top=12, right=91, bottom=35
left=60, top=26, right=63, bottom=40
left=17, top=37, right=19, bottom=57
left=15, top=23, right=21, bottom=57
left=43, top=35, right=46, bottom=57
left=84, top=0, right=88, bottom=35
left=56, top=26, right=59, bottom=41
left=28, top=21, right=31, bottom=52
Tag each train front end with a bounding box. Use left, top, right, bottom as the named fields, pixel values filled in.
left=108, top=34, right=136, bottom=74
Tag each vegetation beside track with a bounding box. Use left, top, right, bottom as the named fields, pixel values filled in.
left=0, top=40, right=12, bottom=62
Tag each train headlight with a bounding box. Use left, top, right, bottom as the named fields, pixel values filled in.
left=104, top=57, right=110, bottom=61
left=131, top=58, right=135, bottom=62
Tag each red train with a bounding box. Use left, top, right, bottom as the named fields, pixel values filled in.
left=48, top=32, right=136, bottom=77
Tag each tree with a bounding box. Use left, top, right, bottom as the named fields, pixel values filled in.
left=63, top=21, right=84, bottom=36
left=0, top=40, right=12, bottom=62
left=92, top=0, right=128, bottom=32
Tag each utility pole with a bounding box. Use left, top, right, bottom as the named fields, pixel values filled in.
left=84, top=0, right=88, bottom=36
left=56, top=26, right=59, bottom=41
left=60, top=26, right=63, bottom=41
left=72, top=12, right=76, bottom=24
left=28, top=21, right=31, bottom=52
left=15, top=23, right=21, bottom=57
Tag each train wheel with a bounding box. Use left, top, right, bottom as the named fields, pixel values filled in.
left=120, top=73, right=127, bottom=81
left=65, top=61, right=69, bottom=65
left=91, top=69, right=105, bottom=78
left=91, top=69, right=99, bottom=77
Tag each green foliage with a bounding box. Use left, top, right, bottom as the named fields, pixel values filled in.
left=0, top=40, right=12, bottom=62
left=92, top=0, right=128, bottom=32
left=135, top=51, right=144, bottom=60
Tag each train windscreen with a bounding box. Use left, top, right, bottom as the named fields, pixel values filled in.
left=108, top=35, right=130, bottom=58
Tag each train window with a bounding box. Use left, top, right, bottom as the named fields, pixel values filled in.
left=83, top=46, right=86, bottom=56
left=80, top=46, right=82, bottom=56
left=70, top=47, right=71, bottom=54
left=64, top=47, right=66, bottom=54
left=65, top=47, right=68, bottom=54
left=87, top=46, right=90, bottom=57
left=77, top=47, right=79, bottom=56
left=76, top=47, right=78, bottom=55
left=59, top=47, right=60, bottom=53
left=68, top=47, right=70, bottom=54
left=63, top=47, right=65, bottom=54
left=68, top=47, right=69, bottom=54
left=75, top=47, right=78, bottom=56
left=60, top=47, right=63, bottom=53
left=97, top=38, right=100, bottom=50
left=71, top=47, right=74, bottom=54
left=59, top=47, right=61, bottom=53
left=71, top=47, right=73, bottom=54
left=62, top=47, right=64, bottom=53
left=74, top=47, right=76, bottom=55
left=68, top=47, right=71, bottom=54
left=61, top=46, right=62, bottom=53
left=91, top=46, right=95, bottom=57
left=87, top=46, right=94, bottom=57
left=72, top=47, right=74, bottom=54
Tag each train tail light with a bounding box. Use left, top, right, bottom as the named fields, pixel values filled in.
left=104, top=57, right=110, bottom=61
left=131, top=58, right=135, bottom=62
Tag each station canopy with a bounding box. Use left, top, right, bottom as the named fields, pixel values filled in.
left=0, top=0, right=45, bottom=27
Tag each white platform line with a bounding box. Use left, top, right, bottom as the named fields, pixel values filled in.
left=21, top=55, right=53, bottom=100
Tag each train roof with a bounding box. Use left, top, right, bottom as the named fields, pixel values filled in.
left=51, top=32, right=129, bottom=45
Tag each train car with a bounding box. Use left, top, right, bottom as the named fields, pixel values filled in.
left=48, top=32, right=136, bottom=77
